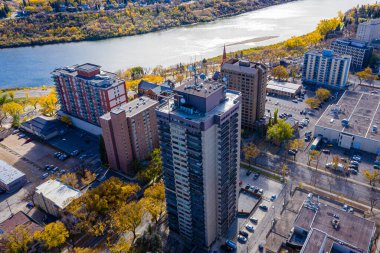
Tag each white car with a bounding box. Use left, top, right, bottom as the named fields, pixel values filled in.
left=238, top=235, right=247, bottom=243
left=250, top=217, right=258, bottom=224
left=274, top=101, right=279, bottom=105
left=245, top=224, right=254, bottom=232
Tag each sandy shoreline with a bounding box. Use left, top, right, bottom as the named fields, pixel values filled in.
left=226, top=36, right=279, bottom=46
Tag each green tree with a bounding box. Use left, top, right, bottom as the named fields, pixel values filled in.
left=34, top=221, right=69, bottom=249
left=142, top=181, right=165, bottom=224
left=267, top=119, right=294, bottom=146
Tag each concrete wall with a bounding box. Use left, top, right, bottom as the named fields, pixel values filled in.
left=33, top=192, right=60, bottom=217
left=58, top=111, right=102, bottom=136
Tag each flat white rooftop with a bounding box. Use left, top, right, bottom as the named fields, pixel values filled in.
left=35, top=179, right=82, bottom=209
left=0, top=160, right=26, bottom=185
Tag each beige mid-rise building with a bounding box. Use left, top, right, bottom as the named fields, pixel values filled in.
left=100, top=96, right=159, bottom=173
left=221, top=59, right=267, bottom=130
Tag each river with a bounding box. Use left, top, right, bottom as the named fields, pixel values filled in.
left=0, top=0, right=376, bottom=88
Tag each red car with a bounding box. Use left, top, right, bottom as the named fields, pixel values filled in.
left=25, top=138, right=32, bottom=143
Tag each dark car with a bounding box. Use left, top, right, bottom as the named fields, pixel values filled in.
left=246, top=170, right=252, bottom=176
left=239, top=230, right=249, bottom=237
left=259, top=205, right=268, bottom=211
left=288, top=150, right=296, bottom=156
left=253, top=173, right=260, bottom=180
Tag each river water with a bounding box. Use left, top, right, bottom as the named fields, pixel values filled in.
left=0, top=0, right=376, bottom=88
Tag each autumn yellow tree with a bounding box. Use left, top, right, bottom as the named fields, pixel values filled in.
left=1, top=225, right=33, bottom=253
left=142, top=181, right=165, bottom=224
left=66, top=177, right=140, bottom=236
left=111, top=201, right=144, bottom=244
left=60, top=173, right=79, bottom=188
left=308, top=150, right=320, bottom=167
left=2, top=101, right=23, bottom=116
left=242, top=143, right=260, bottom=166
left=271, top=66, right=289, bottom=81
left=316, top=88, right=331, bottom=102
left=356, top=67, right=379, bottom=85
left=38, top=90, right=58, bottom=116
left=363, top=170, right=380, bottom=187
left=305, top=97, right=321, bottom=109
left=80, top=169, right=97, bottom=186
left=34, top=221, right=69, bottom=249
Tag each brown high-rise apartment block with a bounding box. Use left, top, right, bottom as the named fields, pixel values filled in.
left=221, top=59, right=267, bottom=130
left=100, top=97, right=159, bottom=173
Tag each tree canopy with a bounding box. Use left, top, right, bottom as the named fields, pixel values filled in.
left=267, top=119, right=293, bottom=145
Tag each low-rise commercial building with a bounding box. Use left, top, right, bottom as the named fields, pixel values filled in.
left=137, top=80, right=172, bottom=100
left=33, top=179, right=82, bottom=217
left=302, top=50, right=351, bottom=90
left=0, top=160, right=27, bottom=192
left=20, top=116, right=67, bottom=140
left=288, top=194, right=376, bottom=253
left=331, top=39, right=373, bottom=71
left=267, top=80, right=302, bottom=98
left=100, top=96, right=159, bottom=174
left=315, top=91, right=380, bottom=154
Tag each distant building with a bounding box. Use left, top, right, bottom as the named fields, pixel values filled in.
left=289, top=194, right=376, bottom=253
left=33, top=179, right=82, bottom=217
left=267, top=80, right=302, bottom=98
left=221, top=59, right=267, bottom=130
left=156, top=79, right=241, bottom=247
left=0, top=160, right=27, bottom=192
left=100, top=97, right=159, bottom=174
left=52, top=63, right=127, bottom=126
left=137, top=80, right=172, bottom=100
left=315, top=91, right=380, bottom=154
left=331, top=39, right=373, bottom=71
left=302, top=49, right=351, bottom=90
left=356, top=19, right=380, bottom=43
left=20, top=116, right=67, bottom=140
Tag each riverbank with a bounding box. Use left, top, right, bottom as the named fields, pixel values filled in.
left=0, top=0, right=295, bottom=49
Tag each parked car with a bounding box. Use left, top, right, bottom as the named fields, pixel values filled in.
left=25, top=137, right=32, bottom=143
left=305, top=131, right=312, bottom=136
left=239, top=230, right=249, bottom=238
left=374, top=160, right=380, bottom=165
left=349, top=165, right=358, bottom=169
left=245, top=184, right=251, bottom=190
left=349, top=168, right=358, bottom=175
left=41, top=173, right=49, bottom=179
left=245, top=224, right=254, bottom=232
left=352, top=155, right=361, bottom=162
left=238, top=235, right=247, bottom=243
left=26, top=202, right=34, bottom=209
left=259, top=205, right=268, bottom=211
left=12, top=129, right=20, bottom=134
left=18, top=133, right=26, bottom=138
left=246, top=170, right=252, bottom=176
left=350, top=161, right=359, bottom=166
left=250, top=216, right=258, bottom=224
left=374, top=165, right=380, bottom=170
left=270, top=194, right=277, bottom=201
left=322, top=149, right=330, bottom=154
left=253, top=173, right=260, bottom=180
left=292, top=99, right=298, bottom=103
left=258, top=189, right=264, bottom=195
left=304, top=136, right=311, bottom=142
left=288, top=150, right=296, bottom=156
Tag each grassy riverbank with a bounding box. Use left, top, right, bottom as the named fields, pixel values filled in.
left=0, top=0, right=295, bottom=48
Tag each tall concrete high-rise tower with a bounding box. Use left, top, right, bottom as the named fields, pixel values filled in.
left=156, top=78, right=241, bottom=248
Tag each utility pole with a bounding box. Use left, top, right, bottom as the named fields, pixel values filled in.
left=6, top=199, right=13, bottom=217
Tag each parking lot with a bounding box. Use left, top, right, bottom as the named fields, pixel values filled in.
left=47, top=128, right=100, bottom=165
left=0, top=132, right=82, bottom=223
left=212, top=167, right=284, bottom=252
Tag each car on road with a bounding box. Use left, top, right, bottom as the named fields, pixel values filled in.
left=250, top=216, right=258, bottom=224
left=238, top=235, right=247, bottom=243
left=258, top=244, right=264, bottom=252
left=41, top=173, right=49, bottom=179
left=239, top=230, right=249, bottom=238
left=245, top=224, right=254, bottom=232
left=270, top=194, right=277, bottom=201
left=259, top=205, right=268, bottom=211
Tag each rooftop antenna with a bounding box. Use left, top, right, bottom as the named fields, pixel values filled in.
left=188, top=62, right=198, bottom=86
